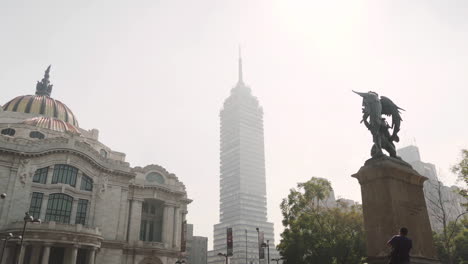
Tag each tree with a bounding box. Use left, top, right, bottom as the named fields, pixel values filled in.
left=433, top=218, right=468, bottom=264
left=277, top=178, right=366, bottom=264
left=452, top=149, right=468, bottom=208
left=453, top=218, right=468, bottom=264
left=425, top=178, right=467, bottom=264
left=430, top=149, right=468, bottom=264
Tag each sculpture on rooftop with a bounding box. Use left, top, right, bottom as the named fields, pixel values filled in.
left=35, top=65, right=53, bottom=97
left=353, top=91, right=404, bottom=159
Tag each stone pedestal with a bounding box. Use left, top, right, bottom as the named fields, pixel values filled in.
left=352, top=157, right=440, bottom=264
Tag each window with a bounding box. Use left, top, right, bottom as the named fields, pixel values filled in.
left=140, top=220, right=147, bottom=241
left=45, top=193, right=73, bottom=223
left=33, top=167, right=49, bottom=184
left=80, top=175, right=93, bottom=191
left=1, top=128, right=15, bottom=136
left=100, top=149, right=108, bottom=158
left=148, top=221, right=154, bottom=241
left=75, top=199, right=88, bottom=225
left=29, top=192, right=43, bottom=219
left=29, top=131, right=45, bottom=139
left=52, top=165, right=78, bottom=187
left=140, top=200, right=164, bottom=242
left=145, top=172, right=165, bottom=184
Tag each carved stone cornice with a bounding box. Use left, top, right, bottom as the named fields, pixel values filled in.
left=0, top=222, right=103, bottom=248
left=0, top=136, right=134, bottom=178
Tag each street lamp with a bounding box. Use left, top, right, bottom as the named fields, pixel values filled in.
left=17, top=212, right=41, bottom=264
left=255, top=228, right=260, bottom=264
left=1, top=233, right=21, bottom=263
left=271, top=258, right=284, bottom=264
left=245, top=229, right=248, bottom=264
left=0, top=193, right=6, bottom=199
left=261, top=240, right=270, bottom=264
left=175, top=260, right=186, bottom=264
left=218, top=252, right=229, bottom=264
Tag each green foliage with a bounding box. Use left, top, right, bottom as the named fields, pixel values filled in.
left=452, top=149, right=468, bottom=207
left=433, top=218, right=468, bottom=264
left=278, top=177, right=366, bottom=264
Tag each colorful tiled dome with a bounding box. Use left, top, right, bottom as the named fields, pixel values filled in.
left=23, top=117, right=80, bottom=135
left=3, top=95, right=78, bottom=127
left=1, top=66, right=79, bottom=127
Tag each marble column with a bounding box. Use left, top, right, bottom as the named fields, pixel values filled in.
left=46, top=166, right=54, bottom=185
left=76, top=172, right=83, bottom=190
left=39, top=194, right=49, bottom=222
left=70, top=198, right=79, bottom=224
left=1, top=246, right=11, bottom=264
left=162, top=204, right=175, bottom=248
left=88, top=248, right=96, bottom=264
left=70, top=245, right=78, bottom=264
left=173, top=207, right=181, bottom=248
left=17, top=244, right=26, bottom=264
left=41, top=245, right=51, bottom=264
left=30, top=245, right=41, bottom=264
left=128, top=199, right=143, bottom=242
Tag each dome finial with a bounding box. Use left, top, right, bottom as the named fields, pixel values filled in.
left=35, top=65, right=53, bottom=97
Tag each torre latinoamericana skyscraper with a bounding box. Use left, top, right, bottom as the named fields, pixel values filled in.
left=208, top=54, right=278, bottom=264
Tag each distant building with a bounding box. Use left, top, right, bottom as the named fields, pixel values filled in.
left=186, top=224, right=208, bottom=264
left=208, top=54, right=279, bottom=264
left=336, top=198, right=360, bottom=209
left=0, top=67, right=191, bottom=264
left=397, top=145, right=466, bottom=232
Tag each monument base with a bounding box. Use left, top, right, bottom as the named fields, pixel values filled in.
left=352, top=156, right=440, bottom=263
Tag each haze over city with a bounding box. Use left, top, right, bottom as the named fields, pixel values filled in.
left=1, top=0, right=467, bottom=250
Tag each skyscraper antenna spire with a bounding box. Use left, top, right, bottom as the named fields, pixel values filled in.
left=238, top=45, right=244, bottom=84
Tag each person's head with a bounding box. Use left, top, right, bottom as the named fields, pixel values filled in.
left=399, top=227, right=408, bottom=236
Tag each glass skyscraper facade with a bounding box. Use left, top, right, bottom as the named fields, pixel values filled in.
left=208, top=55, right=278, bottom=264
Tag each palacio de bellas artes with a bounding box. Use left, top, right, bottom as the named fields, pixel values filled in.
left=0, top=67, right=191, bottom=264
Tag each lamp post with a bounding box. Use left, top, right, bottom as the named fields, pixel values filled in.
left=17, top=212, right=41, bottom=264
left=255, top=227, right=260, bottom=264
left=218, top=252, right=229, bottom=264
left=271, top=258, right=283, bottom=264
left=261, top=240, right=270, bottom=264
left=245, top=229, right=248, bottom=264
left=1, top=233, right=20, bottom=263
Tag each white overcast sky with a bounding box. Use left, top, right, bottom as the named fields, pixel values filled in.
left=1, top=0, right=467, bottom=249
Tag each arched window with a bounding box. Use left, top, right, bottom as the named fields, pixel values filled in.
left=30, top=131, right=45, bottom=139
left=100, top=149, right=108, bottom=158
left=33, top=167, right=49, bottom=184
left=52, top=165, right=78, bottom=187
left=1, top=128, right=15, bottom=136
left=145, top=172, right=165, bottom=184
left=80, top=175, right=93, bottom=191
left=45, top=193, right=73, bottom=223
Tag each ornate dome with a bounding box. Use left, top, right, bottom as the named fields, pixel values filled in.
left=1, top=66, right=79, bottom=127
left=23, top=117, right=80, bottom=135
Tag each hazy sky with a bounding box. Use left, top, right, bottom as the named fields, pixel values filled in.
left=1, top=0, right=467, bottom=249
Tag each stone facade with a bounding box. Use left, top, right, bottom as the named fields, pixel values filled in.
left=0, top=74, right=191, bottom=264
left=352, top=157, right=439, bottom=264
